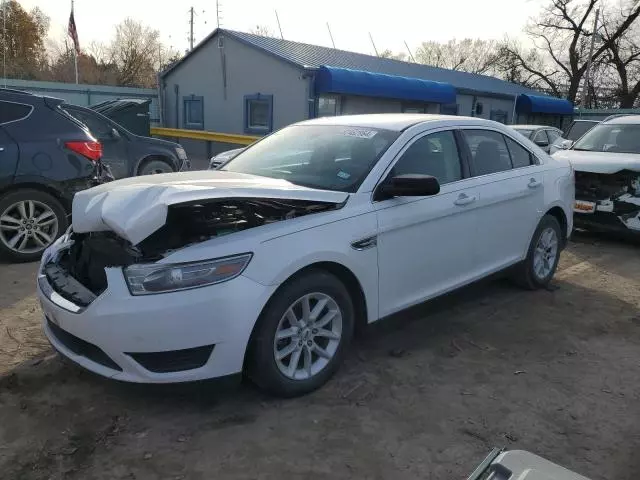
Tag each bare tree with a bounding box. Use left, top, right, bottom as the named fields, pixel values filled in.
left=600, top=1, right=640, bottom=108
left=109, top=18, right=162, bottom=87
left=379, top=49, right=407, bottom=61
left=250, top=25, right=274, bottom=37
left=501, top=0, right=640, bottom=104
left=414, top=39, right=500, bottom=75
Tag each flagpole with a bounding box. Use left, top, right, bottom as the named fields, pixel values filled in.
left=72, top=0, right=78, bottom=84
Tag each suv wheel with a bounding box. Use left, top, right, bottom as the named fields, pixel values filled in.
left=139, top=159, right=174, bottom=175
left=0, top=189, right=68, bottom=262
left=248, top=270, right=355, bottom=397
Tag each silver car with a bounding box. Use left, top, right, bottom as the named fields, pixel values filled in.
left=511, top=125, right=568, bottom=155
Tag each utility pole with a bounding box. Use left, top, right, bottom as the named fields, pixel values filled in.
left=189, top=6, right=195, bottom=50
left=581, top=7, right=599, bottom=108
left=369, top=32, right=379, bottom=57
left=216, top=0, right=222, bottom=28
left=275, top=10, right=284, bottom=39
left=326, top=23, right=335, bottom=48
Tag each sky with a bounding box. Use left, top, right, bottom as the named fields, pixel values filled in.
left=19, top=0, right=546, bottom=56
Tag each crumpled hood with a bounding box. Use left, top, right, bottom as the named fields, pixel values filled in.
left=72, top=171, right=349, bottom=245
left=553, top=149, right=640, bottom=174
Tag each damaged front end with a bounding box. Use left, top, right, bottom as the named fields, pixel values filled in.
left=574, top=169, right=640, bottom=233
left=43, top=197, right=343, bottom=305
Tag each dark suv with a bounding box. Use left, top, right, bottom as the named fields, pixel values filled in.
left=0, top=89, right=105, bottom=262
left=62, top=104, right=189, bottom=179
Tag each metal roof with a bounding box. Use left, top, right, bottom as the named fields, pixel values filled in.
left=163, top=29, right=548, bottom=99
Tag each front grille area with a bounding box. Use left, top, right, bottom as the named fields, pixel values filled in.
left=47, top=318, right=122, bottom=371
left=127, top=345, right=214, bottom=373
left=44, top=263, right=97, bottom=308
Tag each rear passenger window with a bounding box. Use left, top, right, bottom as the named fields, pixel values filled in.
left=505, top=137, right=534, bottom=168
left=0, top=101, right=32, bottom=124
left=392, top=130, right=462, bottom=185
left=462, top=130, right=512, bottom=176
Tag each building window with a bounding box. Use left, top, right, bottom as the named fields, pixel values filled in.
left=441, top=104, right=459, bottom=115
left=183, top=95, right=204, bottom=130
left=244, top=94, right=273, bottom=134
left=318, top=95, right=339, bottom=117
left=402, top=103, right=426, bottom=114
left=490, top=109, right=508, bottom=124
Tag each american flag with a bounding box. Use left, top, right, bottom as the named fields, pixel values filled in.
left=68, top=8, right=79, bottom=54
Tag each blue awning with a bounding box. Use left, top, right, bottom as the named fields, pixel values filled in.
left=315, top=66, right=456, bottom=104
left=516, top=94, right=574, bottom=115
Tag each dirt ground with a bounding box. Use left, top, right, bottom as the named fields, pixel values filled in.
left=1, top=233, right=639, bottom=480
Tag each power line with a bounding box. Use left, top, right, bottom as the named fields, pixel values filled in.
left=275, top=10, right=284, bottom=39
left=326, top=23, right=335, bottom=48
left=369, top=32, right=379, bottom=57
left=404, top=40, right=416, bottom=62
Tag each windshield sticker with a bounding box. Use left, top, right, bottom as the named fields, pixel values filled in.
left=340, top=128, right=377, bottom=139
left=337, top=171, right=351, bottom=180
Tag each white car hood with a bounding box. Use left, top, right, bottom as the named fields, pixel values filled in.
left=72, top=171, right=349, bottom=245
left=553, top=149, right=640, bottom=174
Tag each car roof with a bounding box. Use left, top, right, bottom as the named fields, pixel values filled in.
left=296, top=114, right=511, bottom=131
left=511, top=125, right=557, bottom=130
left=602, top=115, right=640, bottom=125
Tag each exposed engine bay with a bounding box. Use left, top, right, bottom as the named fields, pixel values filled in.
left=574, top=169, right=640, bottom=232
left=52, top=198, right=342, bottom=296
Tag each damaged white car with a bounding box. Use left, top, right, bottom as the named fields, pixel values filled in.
left=553, top=115, right=640, bottom=234
left=37, top=114, right=574, bottom=397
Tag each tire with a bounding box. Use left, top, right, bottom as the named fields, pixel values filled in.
left=0, top=189, right=68, bottom=263
left=513, top=214, right=562, bottom=290
left=138, top=159, right=174, bottom=176
left=247, top=270, right=355, bottom=397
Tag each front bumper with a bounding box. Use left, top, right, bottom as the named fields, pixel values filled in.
left=574, top=197, right=640, bottom=235
left=37, top=241, right=276, bottom=383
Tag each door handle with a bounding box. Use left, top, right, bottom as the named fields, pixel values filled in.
left=454, top=193, right=477, bottom=206
left=0, top=147, right=4, bottom=152
left=528, top=178, right=542, bottom=189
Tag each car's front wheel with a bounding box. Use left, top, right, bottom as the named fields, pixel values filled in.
left=0, top=189, right=68, bottom=263
left=247, top=270, right=355, bottom=397
left=138, top=158, right=174, bottom=176
left=514, top=214, right=562, bottom=289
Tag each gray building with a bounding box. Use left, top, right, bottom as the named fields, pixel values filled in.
left=160, top=29, right=573, bottom=137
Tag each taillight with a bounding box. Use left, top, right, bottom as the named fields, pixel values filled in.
left=65, top=141, right=102, bottom=162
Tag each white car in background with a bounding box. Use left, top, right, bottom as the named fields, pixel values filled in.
left=37, top=114, right=574, bottom=397
left=553, top=115, right=640, bottom=234
left=511, top=124, right=568, bottom=155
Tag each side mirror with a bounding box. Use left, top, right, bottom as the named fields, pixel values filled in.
left=535, top=140, right=549, bottom=147
left=379, top=174, right=440, bottom=198
left=560, top=139, right=573, bottom=150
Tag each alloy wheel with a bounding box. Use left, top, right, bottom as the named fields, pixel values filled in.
left=273, top=292, right=343, bottom=381
left=533, top=227, right=558, bottom=280
left=0, top=200, right=59, bottom=254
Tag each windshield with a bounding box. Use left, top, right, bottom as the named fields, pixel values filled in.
left=573, top=124, right=640, bottom=154
left=566, top=121, right=597, bottom=141
left=513, top=128, right=534, bottom=139
left=222, top=125, right=400, bottom=192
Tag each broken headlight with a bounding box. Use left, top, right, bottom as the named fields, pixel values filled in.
left=123, top=253, right=252, bottom=295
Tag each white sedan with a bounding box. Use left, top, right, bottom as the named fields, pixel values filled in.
left=37, top=114, right=574, bottom=397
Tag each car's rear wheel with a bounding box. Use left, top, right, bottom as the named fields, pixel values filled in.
left=138, top=159, right=174, bottom=176
left=247, top=270, right=354, bottom=397
left=0, top=189, right=68, bottom=263
left=513, top=214, right=562, bottom=289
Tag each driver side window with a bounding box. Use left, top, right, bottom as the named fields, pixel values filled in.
left=392, top=130, right=462, bottom=185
